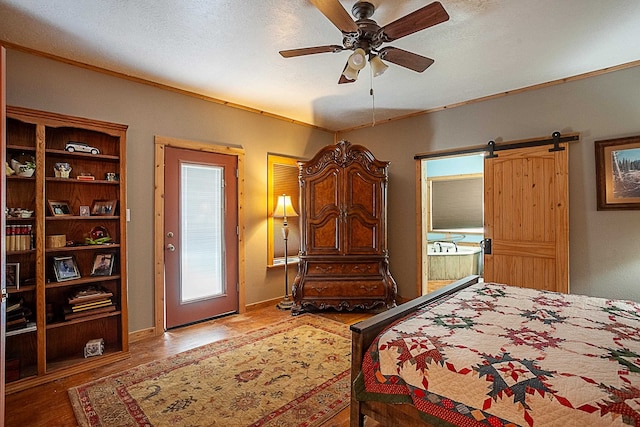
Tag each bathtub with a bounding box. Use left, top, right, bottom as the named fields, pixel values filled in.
left=428, top=244, right=481, bottom=280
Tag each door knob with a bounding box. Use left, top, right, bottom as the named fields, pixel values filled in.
left=167, top=243, right=176, bottom=252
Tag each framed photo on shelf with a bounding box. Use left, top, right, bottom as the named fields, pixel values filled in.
left=6, top=263, right=19, bottom=289
left=90, top=253, right=115, bottom=276
left=47, top=200, right=72, bottom=216
left=52, top=256, right=81, bottom=282
left=79, top=205, right=91, bottom=216
left=91, top=199, right=117, bottom=216
left=595, top=135, right=640, bottom=210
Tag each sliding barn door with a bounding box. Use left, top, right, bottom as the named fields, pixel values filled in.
left=483, top=143, right=569, bottom=293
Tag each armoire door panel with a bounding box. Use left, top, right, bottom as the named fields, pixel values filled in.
left=346, top=168, right=379, bottom=217
left=344, top=214, right=379, bottom=253
left=308, top=216, right=340, bottom=253
left=308, top=168, right=339, bottom=218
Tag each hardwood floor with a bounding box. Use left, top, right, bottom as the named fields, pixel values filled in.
left=4, top=306, right=381, bottom=426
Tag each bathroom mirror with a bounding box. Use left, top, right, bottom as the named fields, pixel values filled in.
left=267, top=154, right=302, bottom=267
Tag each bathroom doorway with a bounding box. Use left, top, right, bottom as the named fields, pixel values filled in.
left=420, top=154, right=485, bottom=294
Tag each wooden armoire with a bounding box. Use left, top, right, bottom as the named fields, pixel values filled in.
left=291, top=140, right=396, bottom=314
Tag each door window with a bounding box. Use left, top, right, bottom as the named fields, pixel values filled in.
left=180, top=163, right=224, bottom=302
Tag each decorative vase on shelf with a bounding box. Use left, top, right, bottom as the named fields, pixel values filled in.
left=10, top=158, right=35, bottom=177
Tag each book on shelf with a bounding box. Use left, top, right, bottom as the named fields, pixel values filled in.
left=7, top=316, right=27, bottom=329
left=5, top=297, right=33, bottom=332
left=6, top=307, right=32, bottom=331
left=7, top=308, right=30, bottom=322
left=71, top=299, right=113, bottom=312
left=63, top=285, right=116, bottom=320
left=67, top=285, right=113, bottom=305
left=6, top=322, right=27, bottom=333
left=6, top=296, right=24, bottom=313
left=6, top=224, right=33, bottom=251
left=63, top=304, right=116, bottom=320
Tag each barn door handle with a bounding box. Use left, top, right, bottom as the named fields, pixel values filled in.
left=480, top=238, right=492, bottom=255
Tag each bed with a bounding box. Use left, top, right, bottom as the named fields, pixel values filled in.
left=350, top=275, right=640, bottom=426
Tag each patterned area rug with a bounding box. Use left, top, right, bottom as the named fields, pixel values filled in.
left=68, top=314, right=352, bottom=426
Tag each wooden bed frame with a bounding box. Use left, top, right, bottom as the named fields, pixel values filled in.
left=349, top=275, right=481, bottom=427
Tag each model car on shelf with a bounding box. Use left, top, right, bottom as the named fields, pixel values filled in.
left=65, top=142, right=100, bottom=155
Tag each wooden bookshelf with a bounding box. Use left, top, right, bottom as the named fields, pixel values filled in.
left=4, top=106, right=129, bottom=393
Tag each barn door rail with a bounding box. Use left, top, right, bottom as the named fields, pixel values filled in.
left=414, top=131, right=580, bottom=160
left=484, top=132, right=578, bottom=158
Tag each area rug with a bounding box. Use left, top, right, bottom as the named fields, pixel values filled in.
left=68, top=314, right=352, bottom=427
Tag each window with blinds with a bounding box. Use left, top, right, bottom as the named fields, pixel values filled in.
left=429, top=175, right=483, bottom=232
left=267, top=154, right=303, bottom=266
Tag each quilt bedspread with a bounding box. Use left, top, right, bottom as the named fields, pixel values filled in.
left=358, top=283, right=640, bottom=426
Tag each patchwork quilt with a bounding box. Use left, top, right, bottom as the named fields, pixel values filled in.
left=357, top=283, right=640, bottom=426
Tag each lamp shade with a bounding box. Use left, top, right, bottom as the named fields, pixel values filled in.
left=342, top=65, right=360, bottom=81
left=348, top=48, right=366, bottom=70
left=273, top=194, right=298, bottom=219
left=369, top=55, right=388, bottom=77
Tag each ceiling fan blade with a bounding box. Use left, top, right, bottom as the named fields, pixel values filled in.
left=379, top=47, right=434, bottom=72
left=338, top=74, right=357, bottom=84
left=310, top=0, right=359, bottom=33
left=279, top=45, right=344, bottom=58
left=379, top=1, right=449, bottom=42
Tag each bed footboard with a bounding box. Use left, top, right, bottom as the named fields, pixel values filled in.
left=349, top=275, right=480, bottom=427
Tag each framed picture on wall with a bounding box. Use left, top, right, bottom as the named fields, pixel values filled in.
left=595, top=135, right=640, bottom=210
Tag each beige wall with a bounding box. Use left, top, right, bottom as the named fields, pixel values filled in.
left=5, top=49, right=333, bottom=333
left=339, top=65, right=640, bottom=301
left=6, top=49, right=640, bottom=333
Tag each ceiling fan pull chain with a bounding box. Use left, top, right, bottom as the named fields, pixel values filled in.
left=370, top=69, right=376, bottom=127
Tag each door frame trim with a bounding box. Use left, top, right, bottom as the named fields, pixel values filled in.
left=154, top=136, right=246, bottom=334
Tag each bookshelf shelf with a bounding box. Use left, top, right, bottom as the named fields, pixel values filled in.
left=6, top=322, right=37, bottom=337
left=46, top=310, right=122, bottom=329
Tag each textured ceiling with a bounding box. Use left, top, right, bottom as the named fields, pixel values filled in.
left=1, top=0, right=640, bottom=131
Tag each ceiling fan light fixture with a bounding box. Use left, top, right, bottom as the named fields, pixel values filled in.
left=342, top=65, right=360, bottom=81
left=347, top=48, right=367, bottom=70
left=369, top=54, right=388, bottom=77
left=342, top=48, right=367, bottom=81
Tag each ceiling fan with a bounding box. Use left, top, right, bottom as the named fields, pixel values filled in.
left=279, top=0, right=450, bottom=84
